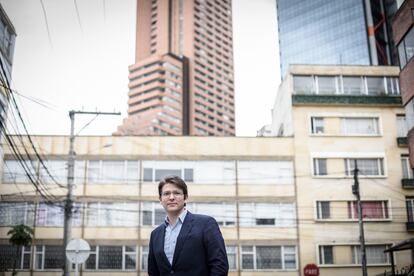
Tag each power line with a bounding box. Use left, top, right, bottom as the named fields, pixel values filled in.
left=39, top=0, right=53, bottom=49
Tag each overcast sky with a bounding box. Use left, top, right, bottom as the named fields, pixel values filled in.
left=1, top=0, right=280, bottom=137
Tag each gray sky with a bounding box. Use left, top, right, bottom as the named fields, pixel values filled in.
left=1, top=0, right=280, bottom=136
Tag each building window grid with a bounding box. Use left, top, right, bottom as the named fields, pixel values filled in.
left=240, top=245, right=297, bottom=270
left=310, top=116, right=324, bottom=134
left=402, top=156, right=414, bottom=179
left=351, top=245, right=389, bottom=264
left=85, top=245, right=136, bottom=271
left=141, top=202, right=165, bottom=227
left=348, top=200, right=389, bottom=220
left=313, top=158, right=328, bottom=176
left=315, top=200, right=389, bottom=220
left=406, top=197, right=414, bottom=222
left=340, top=117, right=380, bottom=135
left=34, top=245, right=45, bottom=270
left=319, top=245, right=334, bottom=264
left=87, top=160, right=139, bottom=184
left=294, top=75, right=400, bottom=96
left=316, top=201, right=331, bottom=219
left=344, top=158, right=384, bottom=177
left=0, top=201, right=35, bottom=226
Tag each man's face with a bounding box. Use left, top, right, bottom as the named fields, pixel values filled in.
left=160, top=183, right=186, bottom=214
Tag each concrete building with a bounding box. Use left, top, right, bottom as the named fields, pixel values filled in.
left=0, top=136, right=298, bottom=275
left=276, top=0, right=399, bottom=79
left=270, top=64, right=412, bottom=275
left=392, top=0, right=414, bottom=169
left=115, top=0, right=235, bottom=136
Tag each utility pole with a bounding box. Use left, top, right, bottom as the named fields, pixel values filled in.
left=352, top=160, right=368, bottom=276
left=63, top=110, right=120, bottom=276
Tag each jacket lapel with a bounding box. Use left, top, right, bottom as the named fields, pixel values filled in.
left=172, top=211, right=194, bottom=267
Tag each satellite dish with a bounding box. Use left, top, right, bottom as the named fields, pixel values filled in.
left=66, top=238, right=90, bottom=264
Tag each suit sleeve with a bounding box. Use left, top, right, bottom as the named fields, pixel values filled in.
left=148, top=231, right=160, bottom=276
left=203, top=217, right=229, bottom=276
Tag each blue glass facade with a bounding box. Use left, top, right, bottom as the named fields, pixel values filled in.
left=277, top=0, right=371, bottom=78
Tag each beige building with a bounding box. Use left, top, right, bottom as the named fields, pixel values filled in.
left=0, top=136, right=298, bottom=275
left=0, top=65, right=412, bottom=275
left=116, top=0, right=235, bottom=136
left=269, top=65, right=413, bottom=276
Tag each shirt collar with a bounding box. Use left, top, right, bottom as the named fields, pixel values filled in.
left=164, top=209, right=188, bottom=226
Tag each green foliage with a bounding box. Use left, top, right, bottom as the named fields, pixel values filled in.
left=7, top=224, right=34, bottom=247
left=7, top=224, right=34, bottom=276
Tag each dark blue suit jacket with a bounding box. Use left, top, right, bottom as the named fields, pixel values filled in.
left=147, top=211, right=229, bottom=276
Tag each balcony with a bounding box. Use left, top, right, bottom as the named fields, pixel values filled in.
left=406, top=221, right=414, bottom=231
left=402, top=178, right=414, bottom=188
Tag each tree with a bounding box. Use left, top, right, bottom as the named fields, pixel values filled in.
left=7, top=224, right=34, bottom=276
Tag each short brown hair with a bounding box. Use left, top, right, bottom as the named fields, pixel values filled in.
left=158, top=175, right=188, bottom=199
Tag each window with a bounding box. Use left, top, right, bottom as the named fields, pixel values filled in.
left=316, top=201, right=330, bottom=219
left=340, top=117, right=379, bottom=135
left=141, top=246, right=149, bottom=271
left=141, top=202, right=165, bottom=226
left=238, top=161, right=293, bottom=185
left=348, top=201, right=389, bottom=219
left=397, top=115, right=408, bottom=137
left=85, top=245, right=136, bottom=270
left=398, top=26, right=414, bottom=68
left=406, top=197, right=414, bottom=223
left=38, top=160, right=67, bottom=185
left=37, top=202, right=82, bottom=226
left=2, top=159, right=35, bottom=183
left=319, top=246, right=333, bottom=264
left=0, top=202, right=34, bottom=226
left=86, top=202, right=139, bottom=227
left=241, top=246, right=296, bottom=270
left=142, top=161, right=194, bottom=182
left=313, top=158, right=327, bottom=176
left=345, top=158, right=384, bottom=176
left=0, top=245, right=31, bottom=270
left=366, top=77, right=386, bottom=95
left=193, top=161, right=235, bottom=184
left=386, top=77, right=400, bottom=95
left=343, top=76, right=364, bottom=95
left=188, top=202, right=235, bottom=226
left=352, top=245, right=389, bottom=264
left=317, top=76, right=338, bottom=94
left=226, top=246, right=237, bottom=270
left=87, top=160, right=139, bottom=184
left=35, top=245, right=65, bottom=270
left=401, top=156, right=414, bottom=179
left=311, top=117, right=324, bottom=134
left=239, top=203, right=295, bottom=227
left=293, top=75, right=315, bottom=94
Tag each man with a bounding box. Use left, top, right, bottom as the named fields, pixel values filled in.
left=148, top=175, right=229, bottom=276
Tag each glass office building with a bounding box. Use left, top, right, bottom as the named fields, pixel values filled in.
left=277, top=0, right=397, bottom=78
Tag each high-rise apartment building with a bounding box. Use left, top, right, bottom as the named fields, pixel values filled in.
left=115, top=0, right=235, bottom=136
left=276, top=0, right=398, bottom=78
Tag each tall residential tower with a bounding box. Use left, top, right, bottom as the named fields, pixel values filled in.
left=116, top=0, right=235, bottom=136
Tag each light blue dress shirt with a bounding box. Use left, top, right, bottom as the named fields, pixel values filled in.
left=164, top=210, right=187, bottom=265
